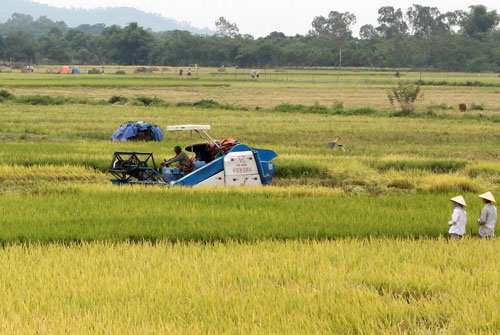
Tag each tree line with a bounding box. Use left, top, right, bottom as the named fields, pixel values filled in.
left=0, top=5, right=499, bottom=72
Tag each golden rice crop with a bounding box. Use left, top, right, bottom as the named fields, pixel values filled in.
left=0, top=164, right=105, bottom=182
left=1, top=101, right=499, bottom=156
left=0, top=239, right=499, bottom=334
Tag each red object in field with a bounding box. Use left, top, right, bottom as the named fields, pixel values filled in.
left=459, top=103, right=467, bottom=113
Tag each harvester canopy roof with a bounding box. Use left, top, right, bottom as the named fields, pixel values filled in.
left=166, top=125, right=218, bottom=149
left=166, top=125, right=211, bottom=131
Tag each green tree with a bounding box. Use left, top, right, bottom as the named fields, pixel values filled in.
left=374, top=36, right=413, bottom=68
left=376, top=7, right=408, bottom=39
left=359, top=24, right=378, bottom=39
left=405, top=5, right=448, bottom=37
left=48, top=27, right=63, bottom=39
left=310, top=11, right=356, bottom=68
left=2, top=13, right=34, bottom=34
left=4, top=31, right=37, bottom=62
left=38, top=33, right=71, bottom=64
left=215, top=17, right=240, bottom=38
left=460, top=5, right=499, bottom=38
left=0, top=14, right=67, bottom=38
left=0, top=35, right=4, bottom=60
left=102, top=23, right=155, bottom=65
left=76, top=24, right=105, bottom=35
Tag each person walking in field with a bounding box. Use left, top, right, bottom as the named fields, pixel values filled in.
left=448, top=195, right=468, bottom=240
left=477, top=192, right=497, bottom=239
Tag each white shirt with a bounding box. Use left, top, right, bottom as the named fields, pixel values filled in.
left=448, top=205, right=467, bottom=236
left=478, top=203, right=497, bottom=237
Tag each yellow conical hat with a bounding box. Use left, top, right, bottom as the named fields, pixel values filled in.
left=450, top=195, right=467, bottom=207
left=479, top=192, right=496, bottom=203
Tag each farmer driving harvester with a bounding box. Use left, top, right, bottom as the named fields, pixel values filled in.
left=161, top=146, right=190, bottom=171
left=108, top=125, right=277, bottom=187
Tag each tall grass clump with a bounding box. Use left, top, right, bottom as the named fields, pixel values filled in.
left=470, top=102, right=484, bottom=110
left=12, top=95, right=91, bottom=105
left=273, top=103, right=330, bottom=114
left=332, top=101, right=344, bottom=110
left=416, top=175, right=482, bottom=193
left=108, top=95, right=129, bottom=104
left=88, top=68, right=102, bottom=74
left=272, top=103, right=376, bottom=116
left=331, top=107, right=377, bottom=116
left=466, top=162, right=500, bottom=179
left=371, top=158, right=467, bottom=174
left=0, top=89, right=13, bottom=101
left=176, top=99, right=241, bottom=110
left=133, top=96, right=165, bottom=106
left=426, top=103, right=452, bottom=111
left=388, top=82, right=423, bottom=113
left=274, top=160, right=327, bottom=179
left=415, top=79, right=499, bottom=87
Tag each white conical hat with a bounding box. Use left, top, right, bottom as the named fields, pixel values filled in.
left=450, top=195, right=467, bottom=207
left=479, top=192, right=496, bottom=203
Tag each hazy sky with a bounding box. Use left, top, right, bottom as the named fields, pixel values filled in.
left=34, top=0, right=500, bottom=37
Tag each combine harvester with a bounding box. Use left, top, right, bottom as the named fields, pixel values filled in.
left=109, top=125, right=277, bottom=187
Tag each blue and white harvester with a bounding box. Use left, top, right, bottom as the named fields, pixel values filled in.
left=109, top=125, right=277, bottom=187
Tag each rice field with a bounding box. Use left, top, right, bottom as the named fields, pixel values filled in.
left=1, top=239, right=500, bottom=334
left=2, top=68, right=500, bottom=110
left=1, top=103, right=499, bottom=196
left=1, top=185, right=491, bottom=243
left=0, top=68, right=499, bottom=333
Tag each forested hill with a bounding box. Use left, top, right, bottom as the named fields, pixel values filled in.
left=0, top=0, right=212, bottom=35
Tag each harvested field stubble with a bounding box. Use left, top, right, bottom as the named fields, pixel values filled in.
left=2, top=70, right=500, bottom=111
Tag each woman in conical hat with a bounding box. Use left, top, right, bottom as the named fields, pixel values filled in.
left=448, top=195, right=467, bottom=239
left=477, top=192, right=497, bottom=238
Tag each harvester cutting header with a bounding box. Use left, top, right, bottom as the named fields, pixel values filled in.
left=108, top=125, right=277, bottom=187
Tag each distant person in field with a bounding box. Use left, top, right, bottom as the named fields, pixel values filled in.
left=179, top=68, right=183, bottom=76
left=161, top=146, right=190, bottom=171
left=477, top=192, right=497, bottom=238
left=251, top=70, right=256, bottom=78
left=188, top=68, right=192, bottom=76
left=256, top=71, right=260, bottom=78
left=448, top=195, right=467, bottom=240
